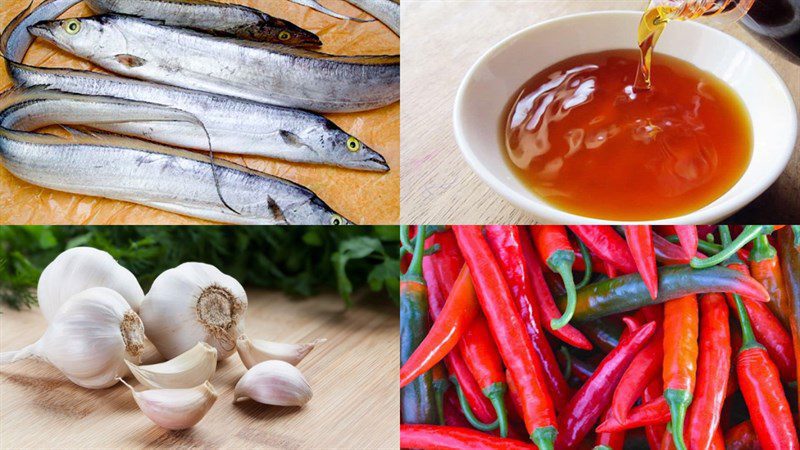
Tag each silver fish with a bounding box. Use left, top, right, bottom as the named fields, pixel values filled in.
left=0, top=3, right=389, bottom=171
left=83, top=0, right=323, bottom=48
left=0, top=87, right=351, bottom=225
left=28, top=14, right=400, bottom=113
left=343, top=0, right=399, bottom=35
left=288, top=0, right=375, bottom=22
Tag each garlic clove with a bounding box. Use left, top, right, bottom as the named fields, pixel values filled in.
left=125, top=342, right=217, bottom=389
left=234, top=360, right=312, bottom=406
left=236, top=335, right=326, bottom=368
left=119, top=378, right=218, bottom=430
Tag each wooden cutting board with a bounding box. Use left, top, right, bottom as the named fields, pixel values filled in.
left=0, top=291, right=399, bottom=448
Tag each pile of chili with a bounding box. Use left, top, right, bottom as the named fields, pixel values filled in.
left=399, top=225, right=800, bottom=450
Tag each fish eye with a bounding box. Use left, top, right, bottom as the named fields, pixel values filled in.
left=346, top=137, right=361, bottom=152
left=330, top=214, right=344, bottom=225
left=278, top=31, right=291, bottom=41
left=63, top=19, right=81, bottom=35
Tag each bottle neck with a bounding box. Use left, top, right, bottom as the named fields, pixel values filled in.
left=649, top=0, right=754, bottom=23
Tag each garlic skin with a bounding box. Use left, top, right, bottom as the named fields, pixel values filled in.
left=119, top=378, right=217, bottom=430
left=140, top=263, right=247, bottom=361
left=237, top=335, right=326, bottom=368
left=0, top=287, right=145, bottom=389
left=38, top=247, right=144, bottom=322
left=234, top=360, right=312, bottom=406
left=126, top=342, right=217, bottom=389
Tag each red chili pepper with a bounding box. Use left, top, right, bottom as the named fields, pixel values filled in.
left=572, top=249, right=611, bottom=276
left=661, top=294, right=699, bottom=450
left=708, top=427, right=725, bottom=450
left=674, top=226, right=698, bottom=259
left=484, top=226, right=572, bottom=410
left=720, top=225, right=799, bottom=450
left=596, top=396, right=669, bottom=432
left=609, top=312, right=663, bottom=422
left=624, top=226, right=659, bottom=299
left=454, top=226, right=557, bottom=450
left=594, top=406, right=625, bottom=450
left=458, top=313, right=510, bottom=437
left=642, top=377, right=666, bottom=450
left=554, top=320, right=656, bottom=449
left=568, top=226, right=637, bottom=274
left=777, top=226, right=800, bottom=422
left=401, top=425, right=537, bottom=450
left=423, top=256, right=497, bottom=425
left=685, top=293, right=730, bottom=450
left=737, top=346, right=799, bottom=450
left=529, top=226, right=579, bottom=329
left=400, top=265, right=479, bottom=388
left=520, top=227, right=593, bottom=350
left=723, top=420, right=761, bottom=450
left=723, top=259, right=796, bottom=381
left=430, top=230, right=465, bottom=299
left=652, top=232, right=693, bottom=265
left=750, top=233, right=792, bottom=332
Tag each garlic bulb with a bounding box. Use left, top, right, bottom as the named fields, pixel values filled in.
left=140, top=263, right=247, bottom=360
left=37, top=247, right=144, bottom=322
left=237, top=335, right=326, bottom=368
left=0, top=287, right=145, bottom=389
left=234, top=360, right=312, bottom=406
left=126, top=342, right=217, bottom=389
left=119, top=378, right=217, bottom=430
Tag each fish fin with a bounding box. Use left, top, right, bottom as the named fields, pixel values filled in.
left=115, top=54, right=147, bottom=68
left=279, top=130, right=304, bottom=147
left=267, top=196, right=289, bottom=224
left=59, top=125, right=100, bottom=139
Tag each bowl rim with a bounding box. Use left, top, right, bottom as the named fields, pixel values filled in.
left=453, top=10, right=798, bottom=224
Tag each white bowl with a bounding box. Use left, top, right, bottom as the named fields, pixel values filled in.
left=453, top=11, right=797, bottom=224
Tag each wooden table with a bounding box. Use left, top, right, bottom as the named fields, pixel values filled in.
left=401, top=0, right=800, bottom=224
left=0, top=291, right=399, bottom=448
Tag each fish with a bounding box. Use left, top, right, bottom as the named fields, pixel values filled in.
left=343, top=0, right=399, bottom=35
left=27, top=14, right=400, bottom=113
left=0, top=87, right=352, bottom=225
left=288, top=0, right=375, bottom=22
left=0, top=4, right=390, bottom=172
left=83, top=0, right=323, bottom=48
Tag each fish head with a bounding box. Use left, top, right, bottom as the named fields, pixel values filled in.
left=260, top=17, right=322, bottom=49
left=320, top=120, right=390, bottom=172
left=281, top=196, right=353, bottom=225
left=28, top=17, right=123, bottom=61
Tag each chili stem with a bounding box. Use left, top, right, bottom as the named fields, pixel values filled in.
left=690, top=225, right=771, bottom=269
left=575, top=236, right=593, bottom=289
left=451, top=376, right=500, bottom=431
left=719, top=226, right=763, bottom=352
left=484, top=383, right=509, bottom=438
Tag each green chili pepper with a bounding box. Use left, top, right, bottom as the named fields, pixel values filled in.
left=400, top=225, right=437, bottom=425
left=555, top=265, right=769, bottom=322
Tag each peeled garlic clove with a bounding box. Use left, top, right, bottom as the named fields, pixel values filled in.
left=38, top=247, right=144, bottom=322
left=236, top=335, right=326, bottom=368
left=140, top=263, right=248, bottom=361
left=119, top=378, right=217, bottom=430
left=234, top=360, right=312, bottom=406
left=125, top=342, right=217, bottom=389
left=0, top=287, right=145, bottom=389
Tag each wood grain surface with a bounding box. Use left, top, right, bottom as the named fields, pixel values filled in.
left=0, top=0, right=399, bottom=225
left=0, top=291, right=399, bottom=449
left=400, top=0, right=800, bottom=224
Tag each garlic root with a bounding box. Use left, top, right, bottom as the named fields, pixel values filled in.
left=140, top=263, right=248, bottom=361
left=119, top=378, right=218, bottom=430
left=126, top=342, right=217, bottom=389
left=234, top=360, right=312, bottom=406
left=236, top=335, right=326, bottom=368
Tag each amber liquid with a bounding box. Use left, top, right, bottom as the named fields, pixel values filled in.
left=503, top=49, right=753, bottom=221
